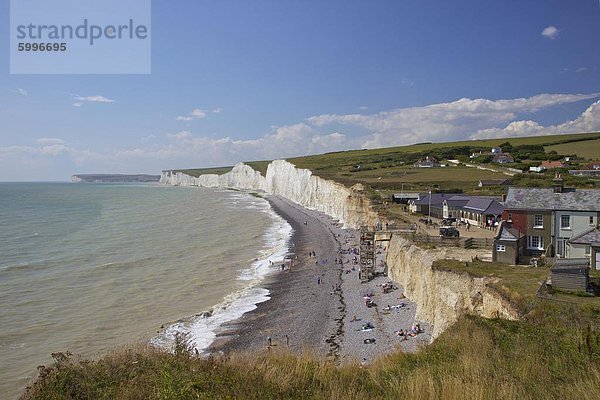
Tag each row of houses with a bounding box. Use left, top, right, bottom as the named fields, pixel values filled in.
left=403, top=192, right=504, bottom=228
left=493, top=175, right=600, bottom=271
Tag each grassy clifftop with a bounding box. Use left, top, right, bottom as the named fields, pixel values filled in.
left=24, top=299, right=600, bottom=399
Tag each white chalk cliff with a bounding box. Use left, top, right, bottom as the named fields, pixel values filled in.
left=386, top=236, right=521, bottom=339
left=160, top=160, right=379, bottom=229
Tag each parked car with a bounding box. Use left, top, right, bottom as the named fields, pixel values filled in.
left=439, top=226, right=460, bottom=238
left=441, top=217, right=457, bottom=225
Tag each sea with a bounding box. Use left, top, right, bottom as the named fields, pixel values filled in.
left=0, top=182, right=292, bottom=399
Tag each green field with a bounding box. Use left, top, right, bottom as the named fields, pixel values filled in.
left=545, top=137, right=600, bottom=160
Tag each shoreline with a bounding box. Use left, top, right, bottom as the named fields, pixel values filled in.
left=208, top=194, right=344, bottom=358
left=208, top=194, right=431, bottom=362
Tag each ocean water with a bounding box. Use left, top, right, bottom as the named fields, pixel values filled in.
left=0, top=182, right=292, bottom=399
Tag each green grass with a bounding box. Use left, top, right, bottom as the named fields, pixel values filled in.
left=546, top=138, right=600, bottom=161
left=24, top=302, right=600, bottom=400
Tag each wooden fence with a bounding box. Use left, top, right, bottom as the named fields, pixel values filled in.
left=396, top=232, right=494, bottom=249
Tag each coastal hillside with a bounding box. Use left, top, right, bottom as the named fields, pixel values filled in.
left=28, top=132, right=600, bottom=399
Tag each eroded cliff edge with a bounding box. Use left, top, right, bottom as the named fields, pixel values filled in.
left=386, top=236, right=521, bottom=339
left=160, top=160, right=379, bottom=230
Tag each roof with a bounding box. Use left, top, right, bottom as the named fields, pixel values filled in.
left=540, top=160, right=565, bottom=168
left=551, top=258, right=590, bottom=272
left=443, top=195, right=471, bottom=207
left=569, top=227, right=600, bottom=246
left=493, top=153, right=514, bottom=161
left=479, top=179, right=512, bottom=186
left=392, top=193, right=421, bottom=200
left=463, top=198, right=504, bottom=215
left=504, top=187, right=600, bottom=212
left=495, top=221, right=520, bottom=241
left=413, top=193, right=463, bottom=206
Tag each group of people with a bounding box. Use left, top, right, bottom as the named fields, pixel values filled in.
left=394, top=323, right=423, bottom=340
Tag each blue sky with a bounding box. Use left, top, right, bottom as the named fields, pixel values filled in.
left=1, top=0, right=600, bottom=181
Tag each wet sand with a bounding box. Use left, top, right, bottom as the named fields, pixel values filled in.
left=208, top=195, right=431, bottom=362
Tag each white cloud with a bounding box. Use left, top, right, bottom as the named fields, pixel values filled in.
left=3, top=93, right=600, bottom=180
left=15, top=88, right=28, bottom=96
left=542, top=25, right=559, bottom=39
left=176, top=108, right=208, bottom=121
left=72, top=95, right=115, bottom=107
left=212, top=108, right=222, bottom=113
left=307, top=93, right=600, bottom=148
left=470, top=100, right=600, bottom=139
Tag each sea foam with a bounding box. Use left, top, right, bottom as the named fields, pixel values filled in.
left=151, top=192, right=293, bottom=353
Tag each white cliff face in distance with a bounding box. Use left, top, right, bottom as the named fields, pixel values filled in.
left=160, top=160, right=378, bottom=229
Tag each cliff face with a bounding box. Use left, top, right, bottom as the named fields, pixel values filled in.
left=160, top=160, right=378, bottom=229
left=386, top=236, right=521, bottom=339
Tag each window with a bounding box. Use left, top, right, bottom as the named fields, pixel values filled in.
left=496, top=244, right=506, bottom=252
left=560, top=215, right=570, bottom=229
left=586, top=245, right=591, bottom=256
left=528, top=235, right=544, bottom=250
left=507, top=212, right=512, bottom=222
left=591, top=216, right=595, bottom=226
left=533, top=214, right=544, bottom=228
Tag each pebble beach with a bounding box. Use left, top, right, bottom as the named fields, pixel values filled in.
left=209, top=195, right=431, bottom=363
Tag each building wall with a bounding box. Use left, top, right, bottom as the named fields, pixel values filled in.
left=568, top=243, right=589, bottom=258
left=493, top=240, right=518, bottom=264
left=502, top=210, right=528, bottom=233
left=525, top=211, right=553, bottom=254
left=554, top=211, right=598, bottom=240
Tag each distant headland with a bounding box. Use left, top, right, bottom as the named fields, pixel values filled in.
left=71, top=174, right=161, bottom=183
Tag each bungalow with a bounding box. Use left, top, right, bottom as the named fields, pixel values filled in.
left=411, top=193, right=504, bottom=226
left=409, top=193, right=461, bottom=218
left=569, top=161, right=600, bottom=177
left=413, top=156, right=440, bottom=168
left=492, top=153, right=514, bottom=164
left=540, top=160, right=566, bottom=169
left=459, top=197, right=504, bottom=228
left=441, top=196, right=471, bottom=219
left=569, top=169, right=600, bottom=177
left=478, top=179, right=512, bottom=187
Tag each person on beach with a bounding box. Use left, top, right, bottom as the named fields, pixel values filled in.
left=267, top=336, right=272, bottom=347
left=285, top=335, right=289, bottom=347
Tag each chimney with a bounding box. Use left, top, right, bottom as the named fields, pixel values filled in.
left=553, top=172, right=564, bottom=193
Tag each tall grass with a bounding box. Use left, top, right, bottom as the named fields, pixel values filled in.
left=23, top=300, right=600, bottom=400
